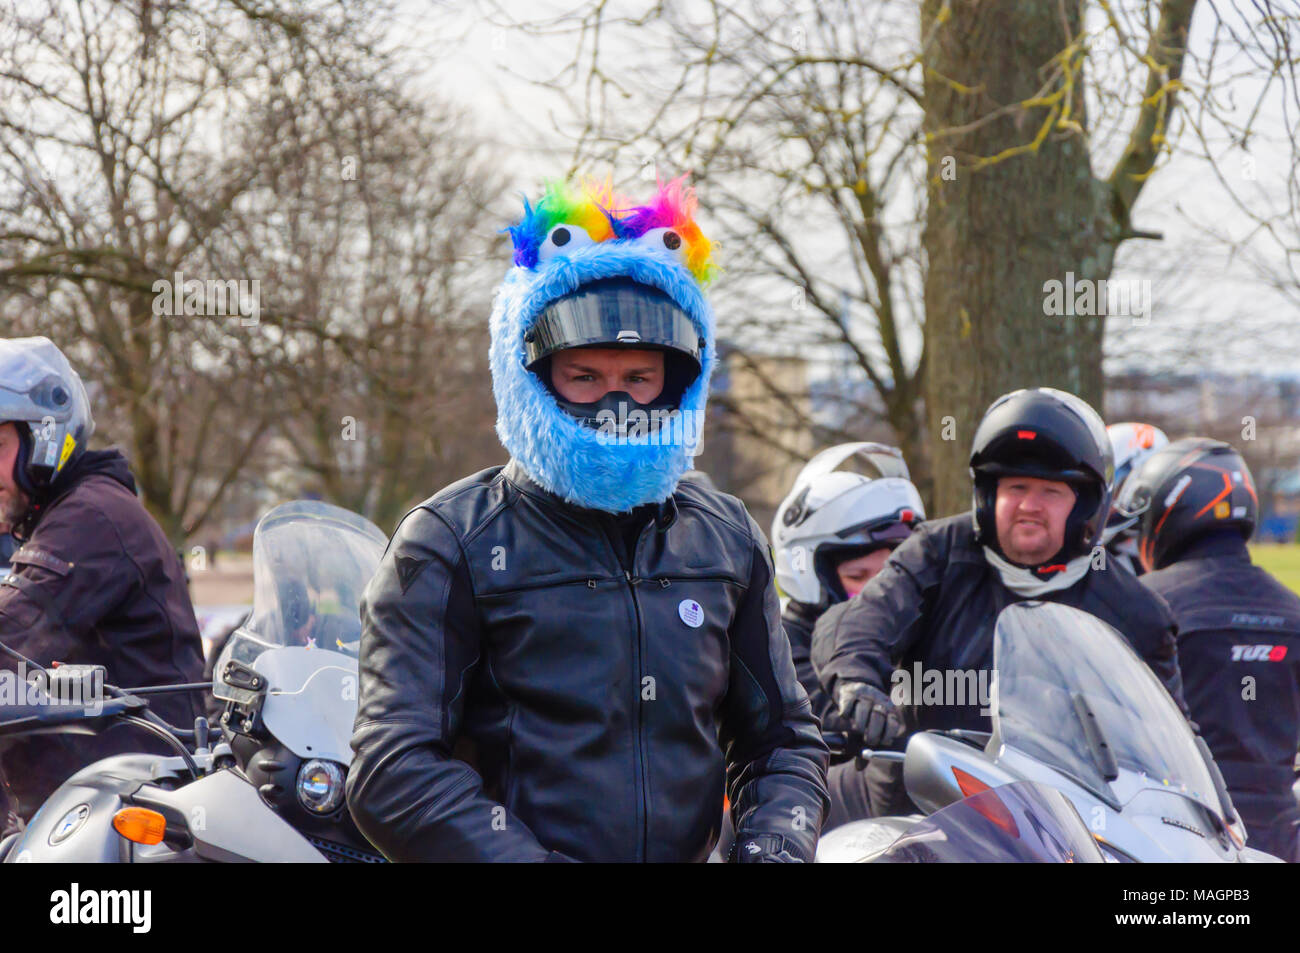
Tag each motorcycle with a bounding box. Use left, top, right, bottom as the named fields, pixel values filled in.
left=0, top=500, right=388, bottom=863
left=818, top=601, right=1281, bottom=863
left=837, top=778, right=1107, bottom=863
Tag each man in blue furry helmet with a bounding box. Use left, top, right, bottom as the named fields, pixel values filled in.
left=346, top=176, right=829, bottom=862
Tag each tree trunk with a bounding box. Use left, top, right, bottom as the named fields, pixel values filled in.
left=921, top=0, right=1104, bottom=516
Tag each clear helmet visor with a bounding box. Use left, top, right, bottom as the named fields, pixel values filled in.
left=524, top=277, right=702, bottom=374
left=0, top=336, right=93, bottom=431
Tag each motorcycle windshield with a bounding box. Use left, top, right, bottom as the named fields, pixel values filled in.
left=873, top=781, right=1104, bottom=863
left=213, top=500, right=388, bottom=702
left=991, top=601, right=1219, bottom=817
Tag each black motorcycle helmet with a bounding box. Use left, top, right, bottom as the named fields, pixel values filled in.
left=1115, top=437, right=1258, bottom=572
left=969, top=387, right=1114, bottom=564
left=524, top=277, right=705, bottom=431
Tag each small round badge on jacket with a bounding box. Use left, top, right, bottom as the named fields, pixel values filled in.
left=678, top=599, right=704, bottom=628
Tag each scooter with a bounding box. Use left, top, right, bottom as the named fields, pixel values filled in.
left=0, top=500, right=387, bottom=863
left=817, top=601, right=1282, bottom=863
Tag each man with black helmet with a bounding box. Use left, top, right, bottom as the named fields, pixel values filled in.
left=1121, top=438, right=1300, bottom=861
left=0, top=337, right=205, bottom=831
left=812, top=387, right=1188, bottom=824
left=347, top=178, right=828, bottom=863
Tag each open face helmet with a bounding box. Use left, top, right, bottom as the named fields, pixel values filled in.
left=0, top=337, right=95, bottom=495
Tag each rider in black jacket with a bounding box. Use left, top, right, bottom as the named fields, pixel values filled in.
left=1124, top=438, right=1300, bottom=861
left=812, top=388, right=1189, bottom=826
left=346, top=179, right=828, bottom=862
left=0, top=338, right=205, bottom=831
left=771, top=443, right=925, bottom=737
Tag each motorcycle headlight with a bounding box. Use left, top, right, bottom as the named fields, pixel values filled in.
left=296, top=760, right=346, bottom=815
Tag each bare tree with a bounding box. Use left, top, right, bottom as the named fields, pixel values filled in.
left=0, top=0, right=376, bottom=539
left=0, top=0, right=508, bottom=540
left=243, top=79, right=508, bottom=531
left=492, top=0, right=1298, bottom=514
left=492, top=0, right=932, bottom=498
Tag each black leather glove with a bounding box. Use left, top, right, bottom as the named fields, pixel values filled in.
left=834, top=680, right=904, bottom=748
left=730, top=833, right=807, bottom=863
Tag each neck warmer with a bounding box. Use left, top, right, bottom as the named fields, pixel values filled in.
left=983, top=546, right=1092, bottom=597
left=490, top=178, right=716, bottom=514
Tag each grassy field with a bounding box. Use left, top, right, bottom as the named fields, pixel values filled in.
left=1251, top=544, right=1300, bottom=596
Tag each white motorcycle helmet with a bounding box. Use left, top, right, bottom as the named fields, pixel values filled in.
left=1102, top=422, right=1169, bottom=548
left=772, top=443, right=925, bottom=607
left=0, top=337, right=95, bottom=496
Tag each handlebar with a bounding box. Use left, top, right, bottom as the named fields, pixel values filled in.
left=0, top=674, right=215, bottom=744
left=822, top=727, right=991, bottom=767
left=0, top=695, right=148, bottom=736
left=0, top=676, right=219, bottom=781
left=821, top=730, right=902, bottom=765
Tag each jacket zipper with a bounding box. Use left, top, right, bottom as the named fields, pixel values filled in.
left=599, top=516, right=652, bottom=863
left=625, top=563, right=650, bottom=863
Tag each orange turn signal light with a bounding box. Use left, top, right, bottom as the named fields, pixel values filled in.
left=112, top=807, right=166, bottom=845
left=1227, top=823, right=1244, bottom=849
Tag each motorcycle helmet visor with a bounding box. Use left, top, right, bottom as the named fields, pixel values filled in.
left=524, top=277, right=703, bottom=373
left=825, top=443, right=912, bottom=482
left=0, top=353, right=77, bottom=426
left=833, top=514, right=918, bottom=545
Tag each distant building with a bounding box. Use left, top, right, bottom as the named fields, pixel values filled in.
left=1107, top=369, right=1300, bottom=539
left=697, top=349, right=815, bottom=530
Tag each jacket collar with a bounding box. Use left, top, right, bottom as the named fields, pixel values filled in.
left=13, top=449, right=137, bottom=540
left=1165, top=529, right=1251, bottom=566
left=502, top=458, right=678, bottom=530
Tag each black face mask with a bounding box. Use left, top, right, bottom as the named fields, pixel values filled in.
left=540, top=347, right=700, bottom=437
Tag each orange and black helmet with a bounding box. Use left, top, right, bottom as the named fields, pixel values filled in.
left=1114, top=437, right=1258, bottom=572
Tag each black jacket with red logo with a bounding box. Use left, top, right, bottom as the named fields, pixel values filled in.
left=1141, top=532, right=1300, bottom=861
left=0, top=451, right=205, bottom=823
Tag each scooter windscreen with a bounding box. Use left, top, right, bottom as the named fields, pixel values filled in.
left=873, top=781, right=1105, bottom=863
left=212, top=500, right=388, bottom=704
left=991, top=601, right=1222, bottom=820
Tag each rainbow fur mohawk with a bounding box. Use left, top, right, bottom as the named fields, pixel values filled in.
left=506, top=175, right=716, bottom=285
left=490, top=173, right=718, bottom=512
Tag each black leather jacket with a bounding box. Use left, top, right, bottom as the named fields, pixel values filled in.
left=1142, top=532, right=1300, bottom=861
left=812, top=513, right=1189, bottom=735
left=346, top=460, right=829, bottom=862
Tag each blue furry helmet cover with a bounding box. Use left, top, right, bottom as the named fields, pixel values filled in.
left=490, top=177, right=717, bottom=513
